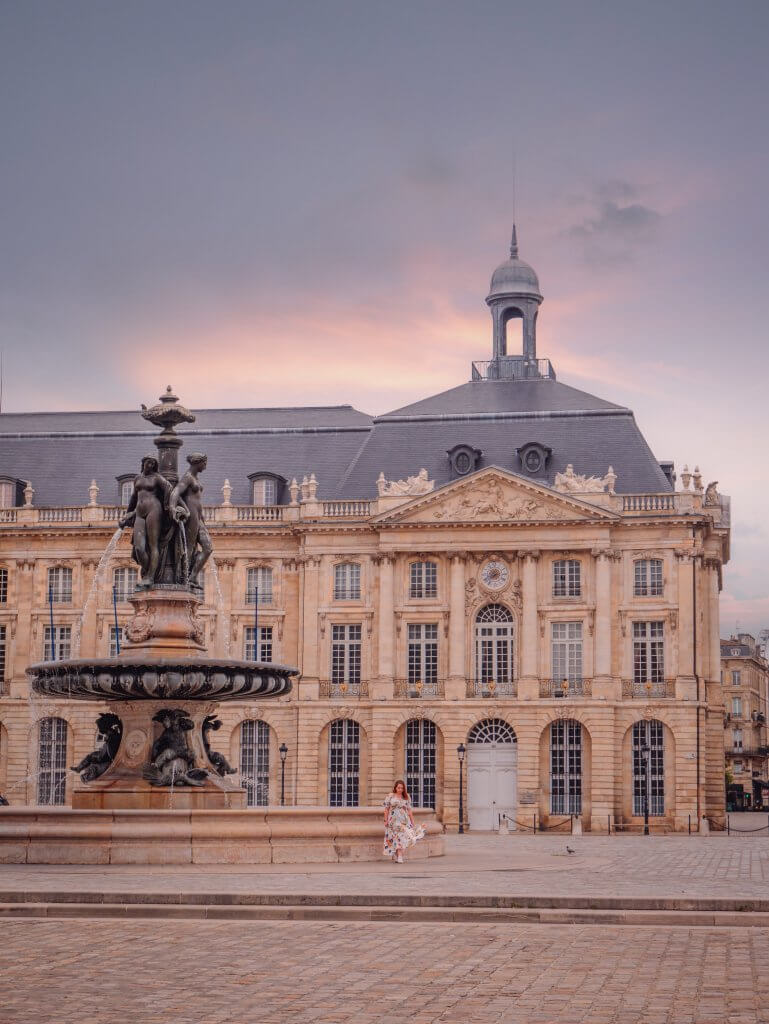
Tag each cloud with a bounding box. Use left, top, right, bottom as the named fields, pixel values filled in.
left=565, top=180, right=662, bottom=266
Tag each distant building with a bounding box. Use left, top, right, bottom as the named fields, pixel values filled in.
left=0, top=226, right=731, bottom=830
left=721, top=634, right=769, bottom=809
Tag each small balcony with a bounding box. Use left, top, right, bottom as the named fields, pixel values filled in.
left=394, top=678, right=444, bottom=699
left=471, top=356, right=555, bottom=382
left=622, top=679, right=675, bottom=699
left=467, top=679, right=517, bottom=698
left=540, top=678, right=592, bottom=698
left=319, top=680, right=368, bottom=699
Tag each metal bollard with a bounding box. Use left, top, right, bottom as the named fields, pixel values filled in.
left=688, top=814, right=691, bottom=835
left=727, top=815, right=730, bottom=836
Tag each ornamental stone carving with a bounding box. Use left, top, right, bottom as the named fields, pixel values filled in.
left=431, top=481, right=561, bottom=522
left=125, top=609, right=155, bottom=644
left=377, top=468, right=434, bottom=496
left=554, top=464, right=616, bottom=494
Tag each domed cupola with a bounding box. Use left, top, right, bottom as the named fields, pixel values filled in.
left=487, top=225, right=542, bottom=301
left=485, top=225, right=544, bottom=365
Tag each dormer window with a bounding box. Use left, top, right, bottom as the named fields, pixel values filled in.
left=0, top=479, right=18, bottom=508
left=516, top=442, right=552, bottom=477
left=248, top=472, right=286, bottom=506
left=447, top=444, right=482, bottom=478
left=116, top=475, right=135, bottom=506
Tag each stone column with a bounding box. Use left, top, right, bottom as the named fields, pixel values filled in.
left=446, top=553, right=467, bottom=700
left=518, top=551, right=539, bottom=700
left=299, top=555, right=320, bottom=700
left=705, top=558, right=722, bottom=684
left=370, top=554, right=395, bottom=700
left=675, top=551, right=696, bottom=700
left=592, top=549, right=618, bottom=700
left=9, top=560, right=34, bottom=698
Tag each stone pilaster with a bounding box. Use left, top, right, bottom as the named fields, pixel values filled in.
left=592, top=548, right=619, bottom=700
left=373, top=555, right=395, bottom=698
left=446, top=553, right=466, bottom=700
left=518, top=551, right=539, bottom=699
left=675, top=551, right=697, bottom=700
left=299, top=555, right=320, bottom=700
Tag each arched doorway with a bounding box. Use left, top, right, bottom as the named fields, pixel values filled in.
left=404, top=718, right=437, bottom=809
left=239, top=719, right=270, bottom=807
left=632, top=720, right=664, bottom=817
left=37, top=717, right=67, bottom=805
left=467, top=718, right=517, bottom=830
left=328, top=719, right=360, bottom=807
left=473, top=604, right=514, bottom=696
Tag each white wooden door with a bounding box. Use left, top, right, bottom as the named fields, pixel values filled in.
left=467, top=740, right=517, bottom=831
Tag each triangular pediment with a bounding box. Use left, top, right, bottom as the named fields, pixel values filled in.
left=373, top=467, right=619, bottom=526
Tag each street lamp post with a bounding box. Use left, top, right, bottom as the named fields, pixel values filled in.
left=640, top=740, right=650, bottom=835
left=457, top=743, right=466, bottom=834
left=279, top=743, right=288, bottom=806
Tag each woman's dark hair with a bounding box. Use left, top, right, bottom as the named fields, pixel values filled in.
left=392, top=779, right=409, bottom=800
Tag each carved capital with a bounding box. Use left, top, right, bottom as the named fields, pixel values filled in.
left=522, top=549, right=541, bottom=563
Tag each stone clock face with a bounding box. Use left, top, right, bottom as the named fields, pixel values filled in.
left=481, top=560, right=509, bottom=591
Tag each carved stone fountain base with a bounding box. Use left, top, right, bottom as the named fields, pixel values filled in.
left=122, top=587, right=205, bottom=657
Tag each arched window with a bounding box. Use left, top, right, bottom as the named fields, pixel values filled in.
left=37, top=717, right=67, bottom=805
left=334, top=562, right=360, bottom=601
left=550, top=719, right=582, bottom=814
left=113, top=567, right=138, bottom=602
left=329, top=719, right=359, bottom=807
left=474, top=605, right=514, bottom=695
left=632, top=720, right=664, bottom=817
left=405, top=719, right=436, bottom=809
left=246, top=566, right=273, bottom=606
left=467, top=718, right=516, bottom=744
left=47, top=566, right=72, bottom=603
left=634, top=558, right=663, bottom=597
left=249, top=473, right=285, bottom=506
left=240, top=719, right=270, bottom=807
left=117, top=477, right=135, bottom=507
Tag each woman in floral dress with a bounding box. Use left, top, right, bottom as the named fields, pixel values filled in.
left=383, top=780, right=425, bottom=863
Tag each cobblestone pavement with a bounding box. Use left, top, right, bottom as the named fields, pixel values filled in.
left=2, top=918, right=769, bottom=1024
left=1, top=831, right=768, bottom=901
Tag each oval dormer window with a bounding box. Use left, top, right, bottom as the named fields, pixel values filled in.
left=447, top=444, right=482, bottom=479
left=516, top=442, right=552, bottom=477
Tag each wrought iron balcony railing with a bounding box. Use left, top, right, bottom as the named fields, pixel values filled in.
left=394, top=678, right=444, bottom=699
left=467, top=679, right=517, bottom=698
left=622, top=678, right=675, bottom=699
left=540, top=678, right=592, bottom=698
left=319, top=679, right=368, bottom=699
left=471, top=356, right=555, bottom=381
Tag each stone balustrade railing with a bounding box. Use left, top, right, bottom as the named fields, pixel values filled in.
left=622, top=494, right=677, bottom=512
left=321, top=500, right=372, bottom=518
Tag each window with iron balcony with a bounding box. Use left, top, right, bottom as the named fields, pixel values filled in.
left=331, top=624, right=362, bottom=691
left=407, top=623, right=439, bottom=693
left=552, top=559, right=581, bottom=599
left=632, top=620, right=664, bottom=686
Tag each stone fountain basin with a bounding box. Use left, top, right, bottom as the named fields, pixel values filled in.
left=27, top=658, right=295, bottom=701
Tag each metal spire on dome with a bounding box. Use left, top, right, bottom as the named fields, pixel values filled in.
left=509, top=223, right=519, bottom=259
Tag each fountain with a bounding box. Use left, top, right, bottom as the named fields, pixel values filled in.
left=0, top=387, right=444, bottom=864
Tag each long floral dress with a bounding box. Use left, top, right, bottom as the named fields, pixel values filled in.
left=383, top=794, right=425, bottom=858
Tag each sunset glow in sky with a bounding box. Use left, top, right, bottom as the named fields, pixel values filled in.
left=1, top=1, right=767, bottom=635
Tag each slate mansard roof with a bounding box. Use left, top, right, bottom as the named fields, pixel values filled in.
left=0, top=376, right=671, bottom=506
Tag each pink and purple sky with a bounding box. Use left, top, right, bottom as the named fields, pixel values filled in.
left=1, top=1, right=767, bottom=637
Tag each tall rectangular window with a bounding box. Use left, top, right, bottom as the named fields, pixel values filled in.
left=245, top=625, right=273, bottom=662
left=113, top=567, right=138, bottom=602
left=331, top=624, right=361, bottom=685
left=37, top=717, right=68, bottom=806
left=732, top=670, right=741, bottom=686
left=551, top=622, right=583, bottom=684
left=732, top=728, right=743, bottom=751
left=634, top=559, right=663, bottom=597
left=553, top=559, right=581, bottom=598
left=333, top=562, right=361, bottom=601
left=407, top=623, right=438, bottom=684
left=109, top=626, right=124, bottom=658
left=44, top=625, right=71, bottom=661
left=0, top=567, right=7, bottom=603
left=410, top=561, right=437, bottom=599
left=120, top=479, right=134, bottom=506
left=732, top=697, right=742, bottom=717
left=246, top=566, right=273, bottom=606
left=633, top=620, right=664, bottom=685
left=0, top=624, right=6, bottom=680
left=47, top=567, right=73, bottom=603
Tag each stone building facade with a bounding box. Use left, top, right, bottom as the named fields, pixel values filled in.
left=721, top=634, right=769, bottom=810
left=0, top=229, right=731, bottom=830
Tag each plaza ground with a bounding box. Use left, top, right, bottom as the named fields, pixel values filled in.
left=3, top=828, right=769, bottom=1023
